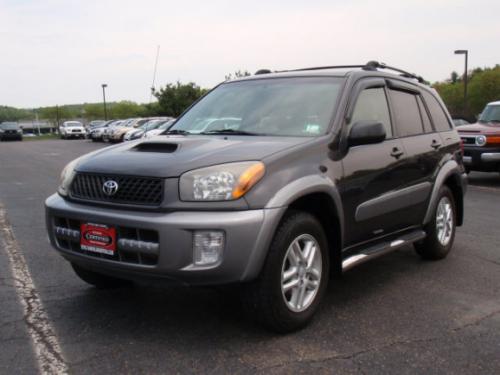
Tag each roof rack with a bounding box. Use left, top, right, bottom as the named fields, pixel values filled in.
left=271, top=61, right=426, bottom=84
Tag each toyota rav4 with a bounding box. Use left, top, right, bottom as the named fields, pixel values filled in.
left=45, top=61, right=467, bottom=332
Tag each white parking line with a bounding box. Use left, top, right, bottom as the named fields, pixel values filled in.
left=0, top=204, right=68, bottom=375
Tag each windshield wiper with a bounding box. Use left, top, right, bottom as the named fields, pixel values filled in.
left=164, top=129, right=191, bottom=135
left=200, top=129, right=261, bottom=136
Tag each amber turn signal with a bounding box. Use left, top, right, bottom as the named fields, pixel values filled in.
left=232, top=162, right=265, bottom=199
left=486, top=136, right=500, bottom=145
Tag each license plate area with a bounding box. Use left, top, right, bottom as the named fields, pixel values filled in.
left=80, top=223, right=116, bottom=255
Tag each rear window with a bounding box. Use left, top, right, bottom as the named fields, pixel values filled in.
left=422, top=91, right=452, bottom=132
left=389, top=90, right=424, bottom=137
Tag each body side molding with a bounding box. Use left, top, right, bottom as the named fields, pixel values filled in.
left=355, top=182, right=432, bottom=222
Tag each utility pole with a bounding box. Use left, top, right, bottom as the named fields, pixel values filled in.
left=454, top=50, right=469, bottom=117
left=56, top=105, right=60, bottom=134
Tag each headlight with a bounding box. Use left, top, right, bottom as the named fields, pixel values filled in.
left=476, top=135, right=487, bottom=146
left=17, top=129, right=22, bottom=134
left=179, top=162, right=265, bottom=201
left=58, top=158, right=79, bottom=196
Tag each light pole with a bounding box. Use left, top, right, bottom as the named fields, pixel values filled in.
left=101, top=84, right=108, bottom=120
left=454, top=49, right=468, bottom=116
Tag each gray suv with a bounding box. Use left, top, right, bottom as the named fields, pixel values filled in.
left=45, top=61, right=467, bottom=332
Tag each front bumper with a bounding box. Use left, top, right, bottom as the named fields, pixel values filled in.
left=66, top=132, right=85, bottom=138
left=45, top=194, right=285, bottom=285
left=0, top=133, right=22, bottom=140
left=463, top=146, right=500, bottom=172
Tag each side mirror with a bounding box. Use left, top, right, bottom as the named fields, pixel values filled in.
left=348, top=121, right=386, bottom=147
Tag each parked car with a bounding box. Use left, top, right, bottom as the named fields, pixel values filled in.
left=110, top=118, right=152, bottom=143
left=89, top=120, right=114, bottom=142
left=0, top=122, right=23, bottom=141
left=102, top=120, right=124, bottom=142
left=59, top=121, right=86, bottom=139
left=124, top=119, right=161, bottom=141
left=452, top=118, right=470, bottom=127
left=45, top=61, right=466, bottom=332
left=141, top=118, right=176, bottom=139
left=457, top=100, right=500, bottom=174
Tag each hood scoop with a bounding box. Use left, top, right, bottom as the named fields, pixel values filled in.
left=132, top=142, right=178, bottom=153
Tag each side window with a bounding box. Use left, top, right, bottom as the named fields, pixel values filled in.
left=416, top=96, right=433, bottom=133
left=389, top=90, right=424, bottom=137
left=351, top=88, right=392, bottom=138
left=422, top=91, right=452, bottom=132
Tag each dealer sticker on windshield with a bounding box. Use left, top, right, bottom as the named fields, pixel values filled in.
left=80, top=223, right=116, bottom=255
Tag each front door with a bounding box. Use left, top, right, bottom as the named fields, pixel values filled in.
left=339, top=84, right=410, bottom=247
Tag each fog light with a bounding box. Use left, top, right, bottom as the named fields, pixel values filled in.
left=193, top=231, right=224, bottom=266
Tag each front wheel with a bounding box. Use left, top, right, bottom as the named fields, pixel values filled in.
left=415, top=186, right=456, bottom=260
left=242, top=211, right=329, bottom=333
left=71, top=263, right=132, bottom=289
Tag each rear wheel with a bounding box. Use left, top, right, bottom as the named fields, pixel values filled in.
left=415, top=186, right=456, bottom=260
left=242, top=211, right=329, bottom=333
left=71, top=263, right=132, bottom=289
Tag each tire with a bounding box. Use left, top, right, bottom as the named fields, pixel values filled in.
left=71, top=263, right=132, bottom=289
left=414, top=186, right=456, bottom=260
left=242, top=211, right=330, bottom=333
left=60, top=134, right=65, bottom=139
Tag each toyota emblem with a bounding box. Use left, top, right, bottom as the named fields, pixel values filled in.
left=102, top=180, right=119, bottom=196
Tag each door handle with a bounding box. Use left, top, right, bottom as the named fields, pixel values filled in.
left=431, top=139, right=442, bottom=149
left=390, top=147, right=404, bottom=158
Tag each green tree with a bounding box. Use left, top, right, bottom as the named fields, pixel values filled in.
left=0, top=106, right=33, bottom=122
left=83, top=103, right=105, bottom=120
left=108, top=101, right=146, bottom=119
left=153, top=82, right=207, bottom=117
left=433, top=65, right=500, bottom=119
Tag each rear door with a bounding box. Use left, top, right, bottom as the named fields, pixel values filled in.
left=386, top=81, right=441, bottom=225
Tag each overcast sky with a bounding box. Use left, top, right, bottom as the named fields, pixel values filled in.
left=1, top=0, right=498, bottom=108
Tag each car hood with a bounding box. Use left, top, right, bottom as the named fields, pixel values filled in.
left=457, top=122, right=500, bottom=134
left=75, top=135, right=312, bottom=177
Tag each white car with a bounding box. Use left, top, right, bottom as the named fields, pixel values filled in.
left=59, top=121, right=86, bottom=139
left=141, top=119, right=176, bottom=139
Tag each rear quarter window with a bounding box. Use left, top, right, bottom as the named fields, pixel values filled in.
left=422, top=91, right=452, bottom=132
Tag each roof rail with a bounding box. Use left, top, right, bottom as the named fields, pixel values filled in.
left=271, top=61, right=426, bottom=84
left=363, top=61, right=426, bottom=84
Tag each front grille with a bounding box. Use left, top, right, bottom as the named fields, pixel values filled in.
left=72, top=129, right=82, bottom=133
left=70, top=173, right=164, bottom=206
left=461, top=136, right=476, bottom=145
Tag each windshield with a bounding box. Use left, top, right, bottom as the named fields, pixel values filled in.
left=0, top=122, right=19, bottom=130
left=479, top=105, right=500, bottom=123
left=169, top=77, right=343, bottom=136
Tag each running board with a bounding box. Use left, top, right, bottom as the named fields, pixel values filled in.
left=342, top=230, right=426, bottom=272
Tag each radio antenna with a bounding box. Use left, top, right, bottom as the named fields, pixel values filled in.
left=149, top=45, right=160, bottom=103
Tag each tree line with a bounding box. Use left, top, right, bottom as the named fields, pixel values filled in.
left=0, top=81, right=209, bottom=124
left=6, top=66, right=498, bottom=125
left=0, top=70, right=251, bottom=124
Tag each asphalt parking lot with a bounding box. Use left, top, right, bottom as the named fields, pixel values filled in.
left=1, top=139, right=499, bottom=374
